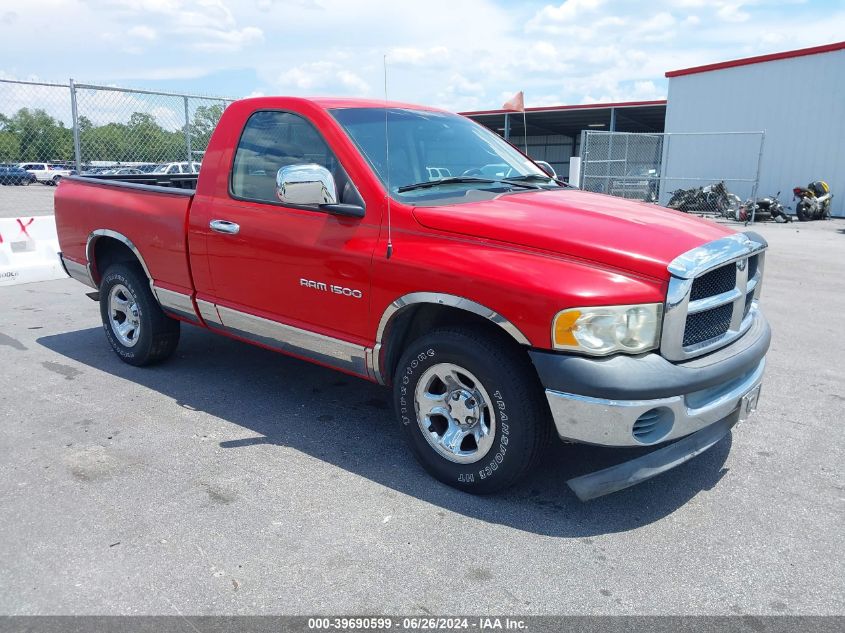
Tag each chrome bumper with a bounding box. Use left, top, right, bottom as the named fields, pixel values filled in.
left=546, top=358, right=765, bottom=447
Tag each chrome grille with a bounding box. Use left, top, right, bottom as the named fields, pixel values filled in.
left=690, top=265, right=736, bottom=301
left=743, top=292, right=755, bottom=318
left=747, top=254, right=759, bottom=281
left=661, top=232, right=767, bottom=361
left=683, top=303, right=733, bottom=346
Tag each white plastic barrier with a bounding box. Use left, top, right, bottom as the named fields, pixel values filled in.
left=0, top=216, right=68, bottom=287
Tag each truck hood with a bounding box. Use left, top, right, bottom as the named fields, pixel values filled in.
left=412, top=189, right=735, bottom=280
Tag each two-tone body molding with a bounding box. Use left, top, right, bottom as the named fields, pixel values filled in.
left=71, top=228, right=529, bottom=382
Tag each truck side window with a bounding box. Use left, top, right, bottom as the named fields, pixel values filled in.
left=231, top=110, right=345, bottom=205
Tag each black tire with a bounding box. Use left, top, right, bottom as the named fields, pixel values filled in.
left=99, top=263, right=180, bottom=366
left=392, top=327, right=552, bottom=494
left=796, top=201, right=812, bottom=222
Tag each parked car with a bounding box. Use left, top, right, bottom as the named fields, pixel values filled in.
left=19, top=162, right=76, bottom=185
left=0, top=165, right=37, bottom=185
left=151, top=161, right=201, bottom=175
left=610, top=166, right=659, bottom=202
left=82, top=167, right=117, bottom=175
left=55, top=96, right=770, bottom=500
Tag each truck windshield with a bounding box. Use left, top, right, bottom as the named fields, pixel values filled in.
left=330, top=107, right=559, bottom=202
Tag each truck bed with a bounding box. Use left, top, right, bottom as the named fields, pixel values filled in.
left=77, top=172, right=198, bottom=192
left=55, top=174, right=197, bottom=297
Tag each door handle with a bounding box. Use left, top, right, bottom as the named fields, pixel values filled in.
left=209, top=219, right=240, bottom=235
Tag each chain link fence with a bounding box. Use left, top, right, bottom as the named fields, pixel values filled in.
left=0, top=78, right=232, bottom=217
left=581, top=130, right=768, bottom=222
left=0, top=80, right=74, bottom=166
left=72, top=82, right=231, bottom=171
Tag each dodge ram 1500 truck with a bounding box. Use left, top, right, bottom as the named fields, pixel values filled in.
left=55, top=97, right=770, bottom=500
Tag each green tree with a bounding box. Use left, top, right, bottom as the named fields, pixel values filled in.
left=81, top=121, right=130, bottom=162
left=190, top=103, right=225, bottom=153
left=0, top=114, right=19, bottom=162
left=124, top=111, right=185, bottom=162
left=7, top=108, right=73, bottom=161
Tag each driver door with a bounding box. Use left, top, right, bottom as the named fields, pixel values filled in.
left=193, top=109, right=379, bottom=372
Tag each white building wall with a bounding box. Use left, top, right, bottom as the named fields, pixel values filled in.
left=665, top=48, right=845, bottom=216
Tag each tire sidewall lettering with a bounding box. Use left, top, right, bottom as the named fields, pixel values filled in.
left=396, top=344, right=518, bottom=487
left=478, top=393, right=510, bottom=481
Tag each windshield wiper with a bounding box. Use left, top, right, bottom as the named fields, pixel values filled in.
left=503, top=174, right=571, bottom=187
left=397, top=177, right=495, bottom=193
left=397, top=176, right=537, bottom=193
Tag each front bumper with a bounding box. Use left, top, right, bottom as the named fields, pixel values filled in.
left=530, top=310, right=770, bottom=500
left=530, top=309, right=770, bottom=448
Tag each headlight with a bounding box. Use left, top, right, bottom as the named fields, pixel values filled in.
left=552, top=303, right=663, bottom=356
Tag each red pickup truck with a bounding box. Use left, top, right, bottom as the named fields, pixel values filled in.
left=55, top=97, right=770, bottom=500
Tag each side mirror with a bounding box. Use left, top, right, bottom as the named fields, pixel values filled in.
left=535, top=160, right=556, bottom=179
left=276, top=164, right=337, bottom=206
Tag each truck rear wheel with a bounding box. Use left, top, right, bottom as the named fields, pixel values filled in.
left=99, top=263, right=180, bottom=366
left=392, top=328, right=551, bottom=494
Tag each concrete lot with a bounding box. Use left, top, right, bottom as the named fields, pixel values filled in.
left=0, top=219, right=843, bottom=615
left=0, top=185, right=57, bottom=219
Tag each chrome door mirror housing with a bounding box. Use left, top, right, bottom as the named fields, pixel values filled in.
left=276, top=164, right=337, bottom=206
left=535, top=160, right=556, bottom=179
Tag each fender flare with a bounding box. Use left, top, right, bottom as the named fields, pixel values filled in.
left=86, top=229, right=154, bottom=286
left=370, top=292, right=531, bottom=385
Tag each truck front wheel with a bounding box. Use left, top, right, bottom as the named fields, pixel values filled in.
left=98, top=263, right=180, bottom=366
left=392, top=328, right=551, bottom=494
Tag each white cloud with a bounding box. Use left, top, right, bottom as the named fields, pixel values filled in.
left=641, top=12, right=676, bottom=32
left=388, top=47, right=451, bottom=67
left=528, top=0, right=605, bottom=29
left=128, top=25, right=157, bottom=40
left=337, top=70, right=370, bottom=94
left=1, top=0, right=843, bottom=115
left=97, top=0, right=264, bottom=52
left=189, top=26, right=263, bottom=53
left=717, top=3, right=751, bottom=22
left=279, top=62, right=371, bottom=95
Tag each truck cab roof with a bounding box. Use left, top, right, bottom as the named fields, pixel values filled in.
left=238, top=96, right=448, bottom=113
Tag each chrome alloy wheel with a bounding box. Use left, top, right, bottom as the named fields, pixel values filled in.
left=108, top=283, right=141, bottom=347
left=414, top=363, right=496, bottom=464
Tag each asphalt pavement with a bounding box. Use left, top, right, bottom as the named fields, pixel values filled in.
left=0, top=185, right=57, bottom=218
left=0, top=219, right=843, bottom=615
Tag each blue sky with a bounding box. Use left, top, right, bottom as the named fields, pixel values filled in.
left=1, top=0, right=843, bottom=111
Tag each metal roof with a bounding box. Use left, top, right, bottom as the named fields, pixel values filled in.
left=460, top=99, right=667, bottom=117
left=666, top=41, right=845, bottom=78
left=462, top=101, right=667, bottom=137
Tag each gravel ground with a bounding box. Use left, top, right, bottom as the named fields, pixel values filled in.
left=0, top=219, right=842, bottom=616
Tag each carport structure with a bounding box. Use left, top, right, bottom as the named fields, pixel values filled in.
left=461, top=100, right=666, bottom=181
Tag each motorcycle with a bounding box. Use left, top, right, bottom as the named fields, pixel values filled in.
left=792, top=180, right=833, bottom=221
left=737, top=192, right=792, bottom=223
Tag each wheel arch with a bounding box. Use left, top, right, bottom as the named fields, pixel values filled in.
left=372, top=292, right=531, bottom=385
left=86, top=230, right=154, bottom=288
